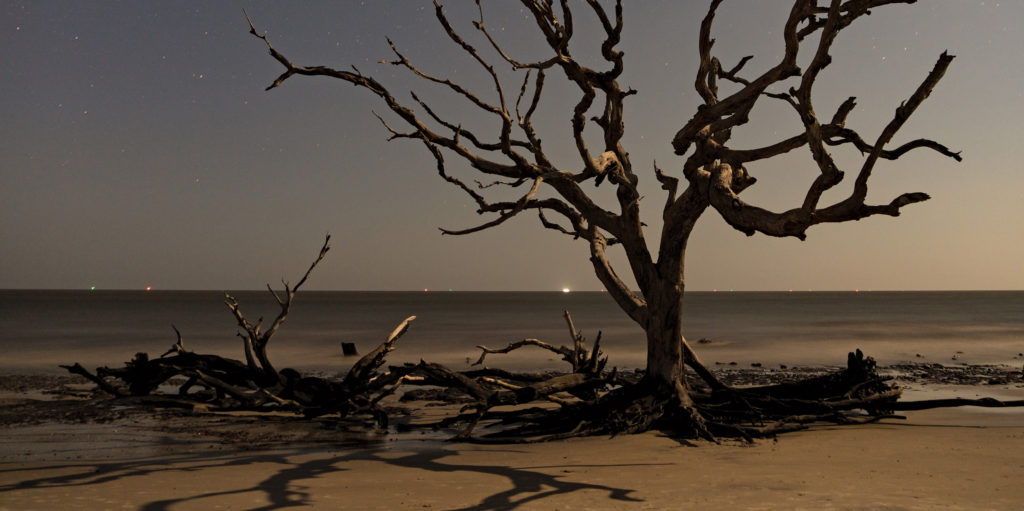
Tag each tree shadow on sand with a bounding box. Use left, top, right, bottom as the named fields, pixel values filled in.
left=1, top=444, right=654, bottom=510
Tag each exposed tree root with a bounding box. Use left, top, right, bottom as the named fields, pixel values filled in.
left=416, top=349, right=911, bottom=444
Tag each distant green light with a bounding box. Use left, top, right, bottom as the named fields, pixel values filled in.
left=90, top=286, right=96, bottom=290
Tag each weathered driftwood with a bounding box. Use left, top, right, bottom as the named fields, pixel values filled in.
left=62, top=237, right=414, bottom=427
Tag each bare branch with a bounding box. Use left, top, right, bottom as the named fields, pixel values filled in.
left=440, top=177, right=544, bottom=236
left=796, top=1, right=918, bottom=42
left=653, top=160, right=679, bottom=214
left=695, top=0, right=724, bottom=105
left=476, top=178, right=526, bottom=190
left=160, top=325, right=186, bottom=358
left=472, top=0, right=562, bottom=71
left=222, top=235, right=331, bottom=381
left=472, top=310, right=605, bottom=376
left=247, top=16, right=525, bottom=180
left=473, top=338, right=573, bottom=367
left=60, top=363, right=126, bottom=397
left=851, top=52, right=956, bottom=203
left=587, top=226, right=647, bottom=325
left=671, top=1, right=806, bottom=156
left=258, top=235, right=330, bottom=344
left=344, top=316, right=416, bottom=386
left=383, top=35, right=501, bottom=115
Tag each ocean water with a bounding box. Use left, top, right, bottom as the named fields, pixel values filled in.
left=1, top=290, right=1021, bottom=374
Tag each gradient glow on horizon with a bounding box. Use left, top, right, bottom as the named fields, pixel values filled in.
left=2, top=1, right=1022, bottom=291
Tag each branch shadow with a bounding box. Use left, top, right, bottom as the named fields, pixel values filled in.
left=352, top=447, right=648, bottom=511
left=2, top=442, right=657, bottom=510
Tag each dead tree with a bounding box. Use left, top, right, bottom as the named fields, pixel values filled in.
left=245, top=1, right=964, bottom=438
left=64, top=1, right=1009, bottom=445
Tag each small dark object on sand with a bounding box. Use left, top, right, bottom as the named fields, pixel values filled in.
left=341, top=342, right=358, bottom=356
left=780, top=364, right=788, bottom=369
left=728, top=361, right=737, bottom=366
left=698, top=338, right=713, bottom=344
left=915, top=353, right=923, bottom=358
left=751, top=363, right=762, bottom=368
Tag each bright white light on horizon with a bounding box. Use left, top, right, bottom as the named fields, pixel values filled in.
left=562, top=288, right=570, bottom=293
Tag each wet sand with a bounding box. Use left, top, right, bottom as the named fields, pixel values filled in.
left=1, top=370, right=1022, bottom=510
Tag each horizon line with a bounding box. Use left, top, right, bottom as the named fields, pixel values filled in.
left=2, top=287, right=1022, bottom=293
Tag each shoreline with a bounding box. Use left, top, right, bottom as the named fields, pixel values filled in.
left=5, top=360, right=1020, bottom=401
left=2, top=364, right=1022, bottom=509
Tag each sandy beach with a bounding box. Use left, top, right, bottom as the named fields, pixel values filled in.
left=1, top=370, right=1022, bottom=510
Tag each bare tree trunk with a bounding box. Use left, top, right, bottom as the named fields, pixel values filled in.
left=643, top=249, right=728, bottom=394
left=643, top=282, right=686, bottom=391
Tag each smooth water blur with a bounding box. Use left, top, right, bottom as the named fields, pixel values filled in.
left=1, top=290, right=1021, bottom=374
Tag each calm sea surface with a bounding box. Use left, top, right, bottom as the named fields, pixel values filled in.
left=1, top=290, right=1021, bottom=374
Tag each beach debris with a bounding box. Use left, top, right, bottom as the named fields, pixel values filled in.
left=697, top=338, right=713, bottom=344
left=751, top=363, right=762, bottom=368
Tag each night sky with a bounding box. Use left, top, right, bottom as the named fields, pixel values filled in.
left=2, top=1, right=1021, bottom=291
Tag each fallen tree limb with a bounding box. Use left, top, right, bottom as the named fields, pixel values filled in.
left=59, top=363, right=126, bottom=397
left=893, top=397, right=1024, bottom=410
